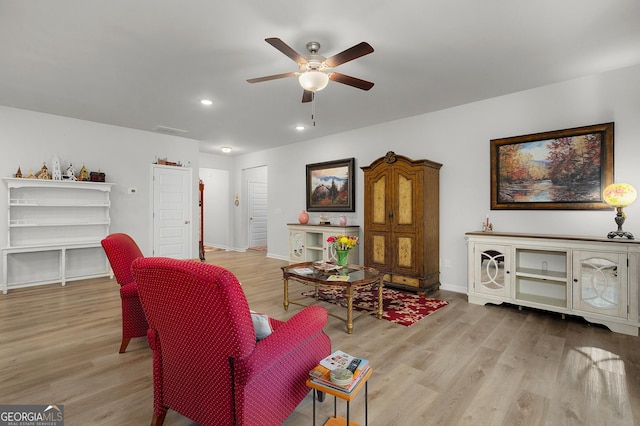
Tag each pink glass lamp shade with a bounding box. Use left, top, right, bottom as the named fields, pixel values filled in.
left=603, top=183, right=637, bottom=239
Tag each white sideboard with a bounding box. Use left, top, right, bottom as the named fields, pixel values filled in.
left=2, top=178, right=113, bottom=294
left=287, top=224, right=360, bottom=264
left=466, top=231, right=640, bottom=336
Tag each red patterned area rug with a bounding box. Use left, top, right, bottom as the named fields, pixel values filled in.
left=301, top=287, right=448, bottom=327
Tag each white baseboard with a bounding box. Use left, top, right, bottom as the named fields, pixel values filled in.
left=439, top=282, right=467, bottom=294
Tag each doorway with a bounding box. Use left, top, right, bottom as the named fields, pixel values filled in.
left=199, top=168, right=230, bottom=250
left=152, top=165, right=192, bottom=259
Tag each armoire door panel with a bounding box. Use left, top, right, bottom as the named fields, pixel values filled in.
left=372, top=234, right=387, bottom=264
left=397, top=174, right=413, bottom=226
left=393, top=233, right=419, bottom=275
left=372, top=174, right=387, bottom=225
left=365, top=232, right=391, bottom=271
left=396, top=235, right=413, bottom=268
left=392, top=167, right=423, bottom=234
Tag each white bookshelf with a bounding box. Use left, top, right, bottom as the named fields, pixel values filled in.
left=2, top=178, right=113, bottom=293
left=287, top=224, right=360, bottom=264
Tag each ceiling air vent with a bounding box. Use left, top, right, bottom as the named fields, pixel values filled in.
left=153, top=125, right=188, bottom=136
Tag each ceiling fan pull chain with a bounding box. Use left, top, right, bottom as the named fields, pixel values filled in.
left=311, top=92, right=317, bottom=126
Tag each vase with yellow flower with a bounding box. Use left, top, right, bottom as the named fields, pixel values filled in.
left=326, top=234, right=359, bottom=267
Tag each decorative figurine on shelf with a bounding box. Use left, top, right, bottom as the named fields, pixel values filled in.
left=52, top=155, right=62, bottom=181
left=37, top=162, right=51, bottom=180
left=25, top=168, right=37, bottom=179
left=14, top=166, right=22, bottom=178
left=79, top=165, right=90, bottom=181
left=319, top=213, right=331, bottom=225
left=90, top=170, right=106, bottom=182
left=482, top=215, right=493, bottom=232
left=64, top=164, right=77, bottom=180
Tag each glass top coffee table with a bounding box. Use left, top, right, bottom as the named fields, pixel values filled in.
left=281, top=262, right=384, bottom=334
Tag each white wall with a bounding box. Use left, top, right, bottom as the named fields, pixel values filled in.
left=0, top=106, right=201, bottom=262
left=231, top=64, right=640, bottom=293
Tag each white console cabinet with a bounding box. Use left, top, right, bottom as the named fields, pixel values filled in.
left=2, top=178, right=113, bottom=294
left=466, top=232, right=640, bottom=336
left=287, top=224, right=359, bottom=264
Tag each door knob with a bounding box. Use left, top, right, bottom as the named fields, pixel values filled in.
left=185, top=220, right=190, bottom=224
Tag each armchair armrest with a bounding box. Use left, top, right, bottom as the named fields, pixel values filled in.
left=236, top=306, right=328, bottom=380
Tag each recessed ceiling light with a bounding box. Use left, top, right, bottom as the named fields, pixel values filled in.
left=220, top=146, right=232, bottom=153
left=201, top=99, right=213, bottom=106
left=295, top=125, right=305, bottom=131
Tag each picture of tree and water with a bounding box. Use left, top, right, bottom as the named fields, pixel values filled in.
left=497, top=133, right=603, bottom=203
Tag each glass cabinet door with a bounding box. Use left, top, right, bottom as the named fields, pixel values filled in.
left=289, top=231, right=304, bottom=262
left=572, top=251, right=628, bottom=319
left=474, top=244, right=510, bottom=297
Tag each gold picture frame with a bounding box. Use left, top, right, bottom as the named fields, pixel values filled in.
left=491, top=122, right=614, bottom=210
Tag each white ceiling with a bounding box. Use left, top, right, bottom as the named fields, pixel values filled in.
left=1, top=1, right=639, bottom=156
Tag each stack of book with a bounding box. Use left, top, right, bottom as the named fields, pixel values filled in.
left=309, top=350, right=370, bottom=395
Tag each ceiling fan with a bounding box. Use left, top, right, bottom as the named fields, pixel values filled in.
left=247, top=38, right=374, bottom=103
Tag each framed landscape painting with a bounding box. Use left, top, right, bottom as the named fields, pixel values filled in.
left=490, top=123, right=614, bottom=210
left=306, top=158, right=355, bottom=212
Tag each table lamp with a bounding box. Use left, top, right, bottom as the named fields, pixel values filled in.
left=603, top=183, right=637, bottom=239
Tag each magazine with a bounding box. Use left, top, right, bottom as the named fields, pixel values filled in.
left=313, top=262, right=342, bottom=272
left=326, top=274, right=349, bottom=282
left=319, top=350, right=368, bottom=372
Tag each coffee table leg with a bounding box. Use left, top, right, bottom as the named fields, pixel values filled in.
left=346, top=285, right=354, bottom=334
left=376, top=277, right=383, bottom=319
left=283, top=277, right=289, bottom=311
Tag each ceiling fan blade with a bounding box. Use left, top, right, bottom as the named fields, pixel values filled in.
left=325, top=42, right=374, bottom=68
left=247, top=72, right=299, bottom=83
left=265, top=38, right=308, bottom=66
left=302, top=90, right=313, bottom=103
left=329, top=73, right=374, bottom=91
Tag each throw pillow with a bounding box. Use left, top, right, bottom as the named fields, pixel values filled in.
left=250, top=310, right=273, bottom=340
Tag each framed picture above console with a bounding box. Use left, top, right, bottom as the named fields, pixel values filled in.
left=306, top=157, right=355, bottom=212
left=490, top=122, right=614, bottom=210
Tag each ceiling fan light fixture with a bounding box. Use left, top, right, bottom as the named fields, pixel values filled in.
left=298, top=70, right=329, bottom=92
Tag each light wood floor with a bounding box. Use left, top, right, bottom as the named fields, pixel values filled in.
left=1, top=250, right=639, bottom=425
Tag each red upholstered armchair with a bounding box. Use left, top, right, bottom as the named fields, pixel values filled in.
left=101, top=233, right=149, bottom=353
left=132, top=257, right=332, bottom=426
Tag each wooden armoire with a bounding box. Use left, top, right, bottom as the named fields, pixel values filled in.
left=361, top=151, right=442, bottom=295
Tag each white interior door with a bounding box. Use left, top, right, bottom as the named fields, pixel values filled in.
left=153, top=166, right=192, bottom=259
left=248, top=181, right=267, bottom=248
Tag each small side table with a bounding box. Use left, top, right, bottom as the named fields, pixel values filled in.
left=306, top=368, right=373, bottom=426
